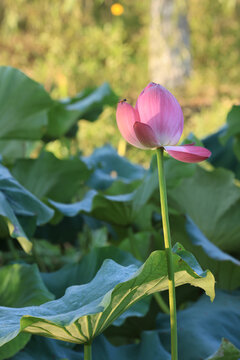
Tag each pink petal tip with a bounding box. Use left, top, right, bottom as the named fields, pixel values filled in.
left=164, top=145, right=211, bottom=163
left=116, top=101, right=147, bottom=149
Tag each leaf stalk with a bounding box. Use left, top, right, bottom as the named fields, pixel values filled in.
left=84, top=343, right=92, bottom=360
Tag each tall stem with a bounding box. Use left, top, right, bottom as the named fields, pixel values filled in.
left=84, top=343, right=92, bottom=360
left=156, top=148, right=178, bottom=360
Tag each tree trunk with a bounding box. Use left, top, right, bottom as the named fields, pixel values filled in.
left=149, top=0, right=191, bottom=88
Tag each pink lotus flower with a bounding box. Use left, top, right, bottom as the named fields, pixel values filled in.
left=116, top=82, right=211, bottom=163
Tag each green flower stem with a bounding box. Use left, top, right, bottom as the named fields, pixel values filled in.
left=84, top=343, right=92, bottom=360
left=128, top=227, right=169, bottom=314
left=156, top=147, right=178, bottom=360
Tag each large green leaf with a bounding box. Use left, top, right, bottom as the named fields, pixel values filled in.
left=48, top=188, right=136, bottom=227
left=11, top=332, right=171, bottom=360
left=119, top=230, right=156, bottom=261
left=0, top=244, right=214, bottom=347
left=207, top=339, right=240, bottom=360
left=0, top=141, right=38, bottom=162
left=46, top=83, right=118, bottom=139
left=10, top=329, right=240, bottom=360
left=10, top=295, right=240, bottom=360
left=221, top=106, right=240, bottom=144
left=41, top=246, right=149, bottom=327
left=157, top=291, right=240, bottom=360
left=0, top=334, right=31, bottom=360
left=11, top=152, right=91, bottom=202
left=169, top=166, right=240, bottom=252
left=171, top=215, right=240, bottom=290
left=0, top=263, right=54, bottom=360
left=220, top=106, right=240, bottom=162
left=203, top=128, right=240, bottom=179
left=0, top=263, right=54, bottom=307
left=48, top=156, right=196, bottom=232
left=185, top=216, right=240, bottom=289
left=11, top=292, right=240, bottom=360
left=0, top=164, right=54, bottom=253
left=11, top=336, right=81, bottom=360
left=0, top=67, right=53, bottom=140
left=41, top=246, right=140, bottom=298
left=49, top=170, right=158, bottom=228
left=83, top=145, right=145, bottom=190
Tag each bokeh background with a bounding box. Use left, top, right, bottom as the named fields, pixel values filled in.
left=0, top=0, right=239, bottom=164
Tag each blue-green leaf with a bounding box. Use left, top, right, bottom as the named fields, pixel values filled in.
left=12, top=152, right=91, bottom=202
left=207, top=338, right=240, bottom=359
left=0, top=263, right=54, bottom=307
left=46, top=83, right=118, bottom=139
left=83, top=145, right=145, bottom=190
left=0, top=246, right=214, bottom=346
left=157, top=291, right=240, bottom=360
left=0, top=164, right=54, bottom=253
left=169, top=166, right=240, bottom=252
left=49, top=170, right=158, bottom=227
left=0, top=263, right=54, bottom=360
left=171, top=215, right=240, bottom=290
left=0, top=67, right=52, bottom=140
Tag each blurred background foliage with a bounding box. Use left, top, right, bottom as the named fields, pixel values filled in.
left=0, top=0, right=239, bottom=164
left=0, top=3, right=240, bottom=356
